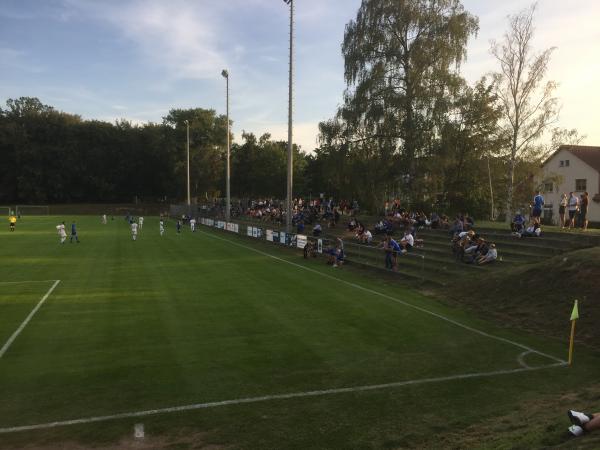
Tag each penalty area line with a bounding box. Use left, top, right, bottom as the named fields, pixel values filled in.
left=0, top=362, right=565, bottom=434
left=0, top=279, right=61, bottom=359
left=198, top=229, right=567, bottom=366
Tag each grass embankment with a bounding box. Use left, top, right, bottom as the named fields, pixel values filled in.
left=443, top=247, right=600, bottom=352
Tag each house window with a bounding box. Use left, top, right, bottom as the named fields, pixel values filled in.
left=565, top=160, right=570, bottom=167
left=559, top=161, right=564, bottom=167
left=575, top=179, right=587, bottom=191
left=544, top=182, right=553, bottom=192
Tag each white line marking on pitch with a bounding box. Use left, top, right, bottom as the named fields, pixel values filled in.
left=0, top=280, right=61, bottom=359
left=0, top=280, right=59, bottom=285
left=199, top=230, right=566, bottom=365
left=0, top=362, right=564, bottom=434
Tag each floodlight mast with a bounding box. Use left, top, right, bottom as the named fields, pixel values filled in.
left=185, top=119, right=190, bottom=207
left=221, top=69, right=231, bottom=223
left=284, top=0, right=294, bottom=233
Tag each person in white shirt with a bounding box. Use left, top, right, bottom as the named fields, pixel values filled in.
left=400, top=230, right=414, bottom=253
left=138, top=216, right=144, bottom=230
left=159, top=219, right=165, bottom=236
left=568, top=192, right=579, bottom=229
left=190, top=218, right=196, bottom=232
left=101, top=214, right=107, bottom=224
left=56, top=222, right=67, bottom=244
left=363, top=229, right=373, bottom=244
left=131, top=221, right=138, bottom=241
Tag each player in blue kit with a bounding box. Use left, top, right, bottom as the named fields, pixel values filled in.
left=70, top=221, right=80, bottom=243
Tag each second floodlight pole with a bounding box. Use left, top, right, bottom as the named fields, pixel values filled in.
left=285, top=0, right=294, bottom=233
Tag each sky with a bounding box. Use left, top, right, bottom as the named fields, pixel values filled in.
left=1, top=0, right=599, bottom=152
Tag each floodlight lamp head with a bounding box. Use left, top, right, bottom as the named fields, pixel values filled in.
left=283, top=0, right=292, bottom=4
left=221, top=69, right=229, bottom=78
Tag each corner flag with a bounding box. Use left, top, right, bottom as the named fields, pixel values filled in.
left=568, top=300, right=579, bottom=365
left=570, top=300, right=579, bottom=321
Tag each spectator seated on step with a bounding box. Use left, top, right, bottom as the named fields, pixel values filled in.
left=375, top=219, right=393, bottom=235
left=400, top=229, right=414, bottom=253
left=520, top=221, right=541, bottom=238
left=452, top=230, right=475, bottom=260
left=464, top=237, right=489, bottom=264
left=347, top=217, right=357, bottom=231
left=312, top=223, right=322, bottom=237
left=449, top=216, right=464, bottom=236
left=511, top=211, right=526, bottom=234
left=463, top=214, right=475, bottom=230
left=359, top=229, right=373, bottom=244
left=477, top=243, right=497, bottom=265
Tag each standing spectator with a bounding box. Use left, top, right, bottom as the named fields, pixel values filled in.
left=558, top=193, right=568, bottom=229
left=531, top=191, right=544, bottom=225
left=567, top=192, right=579, bottom=229
left=579, top=192, right=589, bottom=230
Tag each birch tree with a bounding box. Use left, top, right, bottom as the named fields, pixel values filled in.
left=491, top=3, right=559, bottom=220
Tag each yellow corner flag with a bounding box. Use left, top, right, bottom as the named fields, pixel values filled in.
left=568, top=300, right=579, bottom=365
left=570, top=300, right=579, bottom=321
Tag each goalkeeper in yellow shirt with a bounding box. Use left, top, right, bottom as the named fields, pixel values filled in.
left=9, top=215, right=16, bottom=232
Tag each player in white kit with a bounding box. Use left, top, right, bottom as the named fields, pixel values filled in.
left=56, top=222, right=67, bottom=244
left=190, top=218, right=196, bottom=232
left=159, top=219, right=165, bottom=236
left=138, top=216, right=144, bottom=229
left=101, top=214, right=107, bottom=224
left=131, top=221, right=138, bottom=240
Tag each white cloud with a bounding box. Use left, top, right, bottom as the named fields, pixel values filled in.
left=63, top=0, right=227, bottom=80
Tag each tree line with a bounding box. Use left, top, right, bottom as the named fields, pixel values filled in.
left=0, top=1, right=584, bottom=218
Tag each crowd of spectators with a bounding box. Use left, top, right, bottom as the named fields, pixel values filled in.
left=452, top=230, right=498, bottom=265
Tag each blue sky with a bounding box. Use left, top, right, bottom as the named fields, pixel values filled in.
left=1, top=0, right=599, bottom=151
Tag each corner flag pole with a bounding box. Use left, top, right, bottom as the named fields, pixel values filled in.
left=568, top=299, right=579, bottom=365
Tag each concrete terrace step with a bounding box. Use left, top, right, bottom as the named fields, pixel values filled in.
left=414, top=231, right=567, bottom=255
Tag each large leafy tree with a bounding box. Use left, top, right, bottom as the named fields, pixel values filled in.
left=337, top=0, right=479, bottom=206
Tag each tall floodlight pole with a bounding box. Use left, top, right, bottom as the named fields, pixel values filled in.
left=185, top=119, right=191, bottom=206
left=221, top=69, right=231, bottom=222
left=284, top=0, right=294, bottom=233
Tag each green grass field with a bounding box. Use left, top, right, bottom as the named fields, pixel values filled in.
left=1, top=216, right=600, bottom=449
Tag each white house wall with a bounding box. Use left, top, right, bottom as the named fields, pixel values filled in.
left=540, top=149, right=600, bottom=224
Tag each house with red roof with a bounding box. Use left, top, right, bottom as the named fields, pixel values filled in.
left=540, top=145, right=600, bottom=225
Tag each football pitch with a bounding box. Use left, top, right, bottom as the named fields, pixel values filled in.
left=1, top=216, right=598, bottom=449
